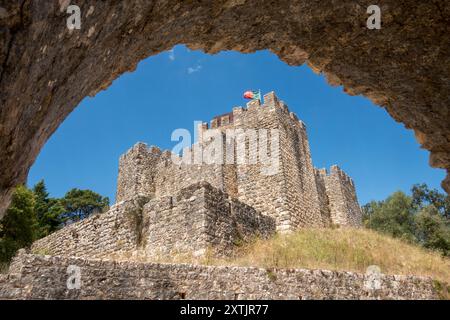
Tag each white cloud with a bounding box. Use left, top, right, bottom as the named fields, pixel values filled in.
left=187, top=65, right=202, bottom=74
left=168, top=49, right=175, bottom=61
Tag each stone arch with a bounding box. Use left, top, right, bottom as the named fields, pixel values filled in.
left=0, top=0, right=449, bottom=217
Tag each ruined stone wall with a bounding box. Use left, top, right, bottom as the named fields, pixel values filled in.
left=32, top=183, right=274, bottom=259
left=0, top=253, right=440, bottom=300
left=142, top=185, right=209, bottom=258
left=203, top=184, right=276, bottom=254
left=143, top=182, right=275, bottom=258
left=320, top=165, right=363, bottom=227
left=31, top=196, right=150, bottom=259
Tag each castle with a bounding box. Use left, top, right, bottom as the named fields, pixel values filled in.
left=2, top=93, right=438, bottom=300
left=116, top=91, right=362, bottom=230
left=30, top=91, right=362, bottom=259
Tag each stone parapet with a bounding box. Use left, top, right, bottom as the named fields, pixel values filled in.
left=0, top=253, right=440, bottom=300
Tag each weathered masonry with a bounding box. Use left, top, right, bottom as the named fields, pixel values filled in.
left=116, top=92, right=363, bottom=231
left=0, top=252, right=440, bottom=300
left=1, top=94, right=442, bottom=301
left=31, top=182, right=276, bottom=259
left=1, top=1, right=448, bottom=219
left=32, top=92, right=362, bottom=259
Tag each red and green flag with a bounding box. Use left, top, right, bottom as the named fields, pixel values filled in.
left=243, top=90, right=261, bottom=100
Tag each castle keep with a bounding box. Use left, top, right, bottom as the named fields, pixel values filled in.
left=31, top=92, right=362, bottom=259
left=3, top=92, right=440, bottom=301
left=117, top=91, right=362, bottom=230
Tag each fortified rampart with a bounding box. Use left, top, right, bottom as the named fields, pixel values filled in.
left=31, top=91, right=362, bottom=261
left=0, top=253, right=440, bottom=300
left=315, top=165, right=363, bottom=226
left=32, top=183, right=275, bottom=259
left=1, top=92, right=441, bottom=301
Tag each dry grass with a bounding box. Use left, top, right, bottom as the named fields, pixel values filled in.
left=114, top=228, right=450, bottom=285
left=218, top=228, right=450, bottom=285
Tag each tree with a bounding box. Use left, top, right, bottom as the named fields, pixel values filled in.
left=362, top=200, right=382, bottom=224
left=364, top=191, right=416, bottom=242
left=0, top=184, right=110, bottom=265
left=0, top=186, right=38, bottom=264
left=33, top=180, right=64, bottom=237
left=412, top=183, right=450, bottom=220
left=415, top=206, right=450, bottom=256
left=60, top=189, right=109, bottom=223
left=363, top=184, right=450, bottom=256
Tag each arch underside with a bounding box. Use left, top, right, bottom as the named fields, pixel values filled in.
left=0, top=0, right=449, bottom=217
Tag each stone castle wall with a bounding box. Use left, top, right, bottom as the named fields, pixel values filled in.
left=274, top=101, right=324, bottom=229
left=31, top=92, right=362, bottom=268
left=31, top=196, right=150, bottom=259
left=116, top=144, right=224, bottom=202
left=314, top=168, right=332, bottom=226
left=2, top=92, right=421, bottom=300
left=142, top=182, right=275, bottom=258
left=32, top=183, right=275, bottom=259
left=0, top=253, right=440, bottom=300
left=116, top=92, right=362, bottom=230
left=316, top=165, right=363, bottom=227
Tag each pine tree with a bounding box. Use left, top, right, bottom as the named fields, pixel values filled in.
left=60, top=189, right=109, bottom=223
left=0, top=186, right=38, bottom=264
left=32, top=180, right=64, bottom=237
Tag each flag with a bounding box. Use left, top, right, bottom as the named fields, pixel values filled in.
left=243, top=90, right=261, bottom=100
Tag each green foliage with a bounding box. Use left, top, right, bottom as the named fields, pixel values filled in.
left=60, top=188, right=109, bottom=223
left=363, top=184, right=450, bottom=256
left=0, top=186, right=38, bottom=264
left=364, top=192, right=416, bottom=242
left=412, top=183, right=450, bottom=219
left=0, top=181, right=109, bottom=265
left=33, top=180, right=64, bottom=237
left=415, top=206, right=450, bottom=256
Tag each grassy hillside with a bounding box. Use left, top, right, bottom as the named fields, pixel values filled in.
left=141, top=228, right=450, bottom=285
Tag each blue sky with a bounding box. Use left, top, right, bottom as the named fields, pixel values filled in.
left=27, top=45, right=446, bottom=205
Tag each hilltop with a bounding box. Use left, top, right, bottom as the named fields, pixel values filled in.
left=128, top=227, right=449, bottom=286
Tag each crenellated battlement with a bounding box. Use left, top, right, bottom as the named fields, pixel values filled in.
left=315, top=165, right=355, bottom=188
left=314, top=165, right=361, bottom=227
left=203, top=92, right=307, bottom=140
left=330, top=165, right=355, bottom=187
left=210, top=112, right=234, bottom=128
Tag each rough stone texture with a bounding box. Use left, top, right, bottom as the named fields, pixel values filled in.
left=0, top=253, right=440, bottom=300
left=116, top=143, right=225, bottom=202
left=116, top=92, right=363, bottom=229
left=0, top=1, right=449, bottom=218
left=31, top=182, right=275, bottom=259
left=316, top=166, right=363, bottom=226
left=31, top=195, right=150, bottom=259
left=142, top=182, right=275, bottom=258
